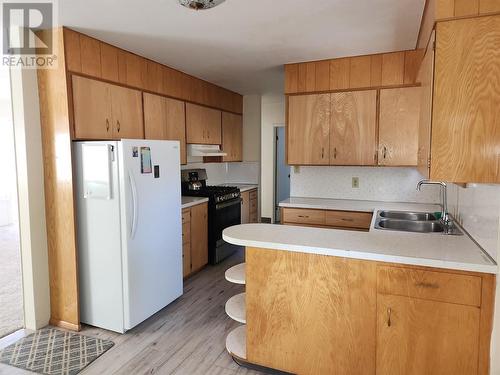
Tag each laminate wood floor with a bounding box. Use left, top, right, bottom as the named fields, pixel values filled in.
left=0, top=249, right=263, bottom=375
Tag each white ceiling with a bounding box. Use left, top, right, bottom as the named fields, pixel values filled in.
left=59, top=0, right=425, bottom=95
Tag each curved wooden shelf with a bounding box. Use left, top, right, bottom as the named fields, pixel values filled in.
left=225, top=263, right=245, bottom=284
left=225, top=293, right=246, bottom=323
left=226, top=325, right=246, bottom=361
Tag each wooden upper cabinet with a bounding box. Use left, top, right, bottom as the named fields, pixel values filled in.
left=416, top=32, right=435, bottom=178
left=79, top=34, right=101, bottom=77
left=190, top=202, right=208, bottom=272
left=378, top=87, right=421, bottom=166
left=62, top=29, right=242, bottom=114
left=376, top=294, right=480, bottom=375
left=143, top=93, right=187, bottom=164
left=349, top=56, right=372, bottom=88
left=72, top=76, right=113, bottom=139
left=100, top=43, right=119, bottom=82
left=381, top=52, right=405, bottom=86
left=72, top=76, right=143, bottom=140
left=404, top=49, right=425, bottom=84
left=330, top=58, right=350, bottom=90
left=330, top=90, right=377, bottom=165
left=285, top=50, right=425, bottom=94
left=185, top=103, right=222, bottom=144
left=222, top=112, right=243, bottom=162
left=63, top=28, right=81, bottom=72
left=287, top=94, right=330, bottom=165
left=431, top=15, right=500, bottom=183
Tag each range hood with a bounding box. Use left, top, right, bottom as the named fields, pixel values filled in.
left=187, top=144, right=227, bottom=157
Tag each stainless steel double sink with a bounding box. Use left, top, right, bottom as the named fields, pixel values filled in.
left=374, top=210, right=463, bottom=235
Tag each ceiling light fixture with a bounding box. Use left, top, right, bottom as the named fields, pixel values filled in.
left=179, top=0, right=226, bottom=10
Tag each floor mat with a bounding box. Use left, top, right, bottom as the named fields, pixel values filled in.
left=0, top=328, right=114, bottom=374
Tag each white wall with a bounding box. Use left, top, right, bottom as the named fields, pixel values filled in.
left=10, top=67, right=51, bottom=330
left=260, top=94, right=285, bottom=221
left=447, top=183, right=500, bottom=373
left=291, top=166, right=440, bottom=203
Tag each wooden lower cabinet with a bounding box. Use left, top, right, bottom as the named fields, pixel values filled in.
left=241, top=188, right=258, bottom=224
left=376, top=294, right=480, bottom=375
left=281, top=207, right=372, bottom=231
left=182, top=203, right=208, bottom=278
left=245, top=248, right=495, bottom=375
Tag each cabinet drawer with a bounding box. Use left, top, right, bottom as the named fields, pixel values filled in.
left=282, top=208, right=326, bottom=225
left=182, top=222, right=190, bottom=244
left=182, top=209, right=191, bottom=224
left=325, top=210, right=372, bottom=229
left=377, top=266, right=482, bottom=307
left=249, top=189, right=258, bottom=200
left=250, top=198, right=258, bottom=213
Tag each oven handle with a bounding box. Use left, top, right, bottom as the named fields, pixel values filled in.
left=216, top=198, right=242, bottom=210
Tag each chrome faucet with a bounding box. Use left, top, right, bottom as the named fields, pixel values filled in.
left=416, top=180, right=453, bottom=231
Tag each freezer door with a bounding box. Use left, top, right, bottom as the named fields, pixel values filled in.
left=74, top=141, right=125, bottom=333
left=118, top=139, right=183, bottom=330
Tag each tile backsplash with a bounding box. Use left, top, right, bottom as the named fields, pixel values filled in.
left=290, top=166, right=440, bottom=204
left=448, top=183, right=500, bottom=261
left=181, top=162, right=259, bottom=186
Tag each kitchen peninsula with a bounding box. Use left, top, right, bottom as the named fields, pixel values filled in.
left=222, top=202, right=497, bottom=375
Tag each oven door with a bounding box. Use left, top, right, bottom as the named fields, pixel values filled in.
left=210, top=198, right=242, bottom=264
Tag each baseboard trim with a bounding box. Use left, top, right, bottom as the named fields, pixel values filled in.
left=49, top=319, right=80, bottom=332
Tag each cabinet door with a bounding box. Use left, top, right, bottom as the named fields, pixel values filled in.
left=377, top=294, right=480, bottom=375
left=416, top=32, right=435, bottom=178
left=109, top=84, right=144, bottom=139
left=72, top=76, right=113, bottom=139
left=432, top=15, right=500, bottom=183
left=190, top=203, right=208, bottom=272
left=378, top=87, right=421, bottom=166
left=186, top=103, right=222, bottom=144
left=287, top=94, right=330, bottom=165
left=240, top=191, right=250, bottom=224
left=222, top=112, right=243, bottom=162
left=144, top=93, right=187, bottom=164
left=330, top=90, right=377, bottom=165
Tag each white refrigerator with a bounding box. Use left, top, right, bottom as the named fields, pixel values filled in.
left=74, top=139, right=183, bottom=333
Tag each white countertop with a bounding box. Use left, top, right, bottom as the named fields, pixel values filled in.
left=181, top=196, right=208, bottom=209
left=219, top=183, right=258, bottom=193
left=223, top=198, right=497, bottom=274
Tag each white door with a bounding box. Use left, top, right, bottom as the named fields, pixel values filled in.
left=118, top=139, right=183, bottom=330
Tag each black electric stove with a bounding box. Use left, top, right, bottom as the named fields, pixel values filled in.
left=181, top=169, right=242, bottom=264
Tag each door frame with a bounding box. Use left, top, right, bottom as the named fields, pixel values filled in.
left=272, top=124, right=288, bottom=223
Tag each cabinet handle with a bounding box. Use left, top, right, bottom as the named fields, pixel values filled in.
left=321, top=147, right=325, bottom=159
left=333, top=147, right=337, bottom=159
left=105, top=118, right=110, bottom=132
left=383, top=146, right=387, bottom=159
left=414, top=282, right=439, bottom=289
left=387, top=307, right=392, bottom=327
left=298, top=215, right=309, bottom=218
left=341, top=218, right=354, bottom=222
left=117, top=120, right=121, bottom=133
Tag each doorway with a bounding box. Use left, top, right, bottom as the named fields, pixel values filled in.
left=274, top=126, right=290, bottom=223
left=0, top=68, right=24, bottom=338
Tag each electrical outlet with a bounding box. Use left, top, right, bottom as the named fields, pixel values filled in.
left=352, top=177, right=359, bottom=188
left=294, top=166, right=300, bottom=174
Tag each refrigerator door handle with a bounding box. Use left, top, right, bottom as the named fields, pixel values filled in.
left=128, top=171, right=138, bottom=239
